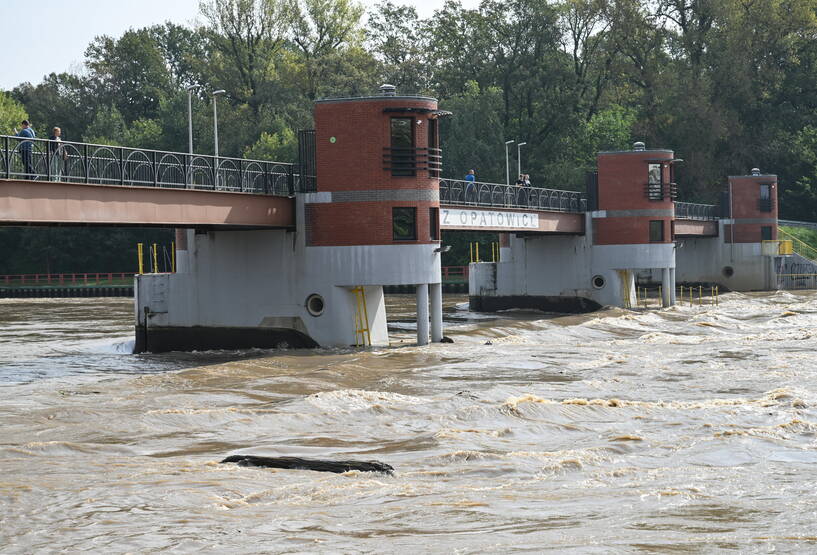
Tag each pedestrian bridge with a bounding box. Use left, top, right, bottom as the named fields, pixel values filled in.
left=0, top=135, right=294, bottom=229
left=0, top=135, right=719, bottom=234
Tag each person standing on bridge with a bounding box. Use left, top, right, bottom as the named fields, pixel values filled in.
left=15, top=120, right=36, bottom=179
left=465, top=169, right=476, bottom=199
left=515, top=174, right=525, bottom=186
left=48, top=127, right=66, bottom=181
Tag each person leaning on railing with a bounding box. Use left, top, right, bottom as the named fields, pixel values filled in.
left=14, top=120, right=36, bottom=179
left=48, top=127, right=67, bottom=181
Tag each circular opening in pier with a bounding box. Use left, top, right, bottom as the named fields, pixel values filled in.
left=592, top=275, right=606, bottom=289
left=722, top=266, right=734, bottom=278
left=306, top=294, right=325, bottom=317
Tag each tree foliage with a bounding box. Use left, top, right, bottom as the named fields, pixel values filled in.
left=0, top=91, right=28, bottom=134
left=5, top=0, right=817, bottom=272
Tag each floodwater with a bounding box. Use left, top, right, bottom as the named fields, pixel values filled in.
left=1, top=293, right=816, bottom=553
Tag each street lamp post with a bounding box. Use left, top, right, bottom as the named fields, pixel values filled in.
left=504, top=140, right=514, bottom=185
left=185, top=85, right=197, bottom=189
left=211, top=89, right=226, bottom=187
left=186, top=85, right=197, bottom=155
left=517, top=142, right=527, bottom=179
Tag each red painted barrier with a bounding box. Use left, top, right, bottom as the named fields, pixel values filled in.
left=442, top=266, right=469, bottom=281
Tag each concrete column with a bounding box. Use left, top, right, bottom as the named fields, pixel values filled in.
left=416, top=283, right=429, bottom=346
left=499, top=233, right=511, bottom=262
left=430, top=282, right=443, bottom=342
left=661, top=267, right=671, bottom=307
left=174, top=228, right=189, bottom=273
left=669, top=268, right=676, bottom=305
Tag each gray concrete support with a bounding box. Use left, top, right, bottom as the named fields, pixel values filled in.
left=661, top=267, right=671, bottom=307
left=416, top=283, right=429, bottom=346
left=174, top=229, right=190, bottom=273
left=670, top=267, right=676, bottom=304
left=429, top=282, right=443, bottom=342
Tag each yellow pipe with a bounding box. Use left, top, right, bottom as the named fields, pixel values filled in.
left=171, top=241, right=176, bottom=273
left=137, top=243, right=144, bottom=274
left=476, top=242, right=480, bottom=263
left=152, top=243, right=158, bottom=273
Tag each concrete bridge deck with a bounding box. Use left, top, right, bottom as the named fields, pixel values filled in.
left=0, top=178, right=294, bottom=228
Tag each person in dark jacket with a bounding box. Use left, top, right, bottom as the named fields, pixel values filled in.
left=15, top=120, right=36, bottom=179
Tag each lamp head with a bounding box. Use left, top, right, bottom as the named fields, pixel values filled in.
left=212, top=89, right=226, bottom=95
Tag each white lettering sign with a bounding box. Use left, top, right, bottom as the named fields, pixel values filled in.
left=441, top=208, right=540, bottom=230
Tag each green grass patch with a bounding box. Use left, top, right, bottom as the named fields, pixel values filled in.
left=780, top=226, right=817, bottom=251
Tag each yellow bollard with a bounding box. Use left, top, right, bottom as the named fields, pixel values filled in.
left=689, top=286, right=693, bottom=306
left=137, top=243, right=144, bottom=274
left=469, top=242, right=473, bottom=263
left=152, top=243, right=159, bottom=273
left=171, top=241, right=176, bottom=273
left=476, top=242, right=480, bottom=263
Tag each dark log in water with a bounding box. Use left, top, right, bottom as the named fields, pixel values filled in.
left=220, top=454, right=394, bottom=475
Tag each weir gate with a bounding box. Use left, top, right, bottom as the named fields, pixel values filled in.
left=0, top=86, right=805, bottom=352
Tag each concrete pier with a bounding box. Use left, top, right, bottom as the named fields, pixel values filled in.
left=416, top=283, right=429, bottom=346
left=430, top=282, right=443, bottom=342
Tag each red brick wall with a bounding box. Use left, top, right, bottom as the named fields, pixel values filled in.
left=594, top=217, right=670, bottom=246
left=593, top=150, right=675, bottom=245
left=308, top=201, right=438, bottom=246
left=310, top=97, right=440, bottom=246
left=725, top=175, right=778, bottom=243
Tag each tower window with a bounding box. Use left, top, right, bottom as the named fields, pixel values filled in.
left=429, top=207, right=439, bottom=240
left=648, top=163, right=662, bottom=200
left=390, top=118, right=415, bottom=177
left=393, top=207, right=417, bottom=241
left=649, top=220, right=664, bottom=242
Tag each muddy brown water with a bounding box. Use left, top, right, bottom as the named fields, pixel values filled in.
left=1, top=293, right=816, bottom=552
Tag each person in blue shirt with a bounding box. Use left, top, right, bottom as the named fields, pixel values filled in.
left=464, top=169, right=476, bottom=200
left=15, top=120, right=36, bottom=179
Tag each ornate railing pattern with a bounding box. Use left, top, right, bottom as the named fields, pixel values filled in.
left=675, top=202, right=718, bottom=221
left=440, top=178, right=586, bottom=213
left=0, top=135, right=296, bottom=195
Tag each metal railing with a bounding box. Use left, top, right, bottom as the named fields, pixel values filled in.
left=0, top=272, right=135, bottom=286
left=383, top=147, right=442, bottom=176
left=777, top=273, right=817, bottom=290
left=645, top=182, right=678, bottom=201
left=675, top=202, right=718, bottom=221
left=1, top=135, right=296, bottom=195
left=440, top=178, right=586, bottom=213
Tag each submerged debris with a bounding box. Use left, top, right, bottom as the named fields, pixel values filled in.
left=220, top=454, right=394, bottom=475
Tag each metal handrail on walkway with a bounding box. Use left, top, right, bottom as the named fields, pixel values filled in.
left=675, top=201, right=718, bottom=221
left=440, top=178, right=586, bottom=213
left=0, top=134, right=297, bottom=195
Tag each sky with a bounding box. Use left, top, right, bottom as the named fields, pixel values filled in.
left=0, top=0, right=480, bottom=91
